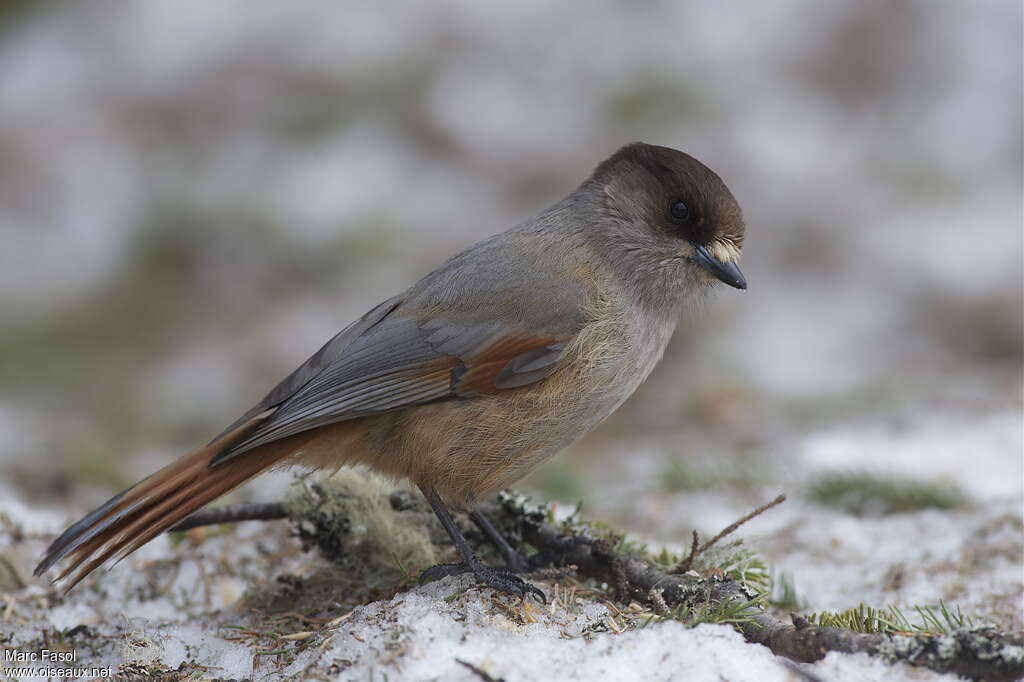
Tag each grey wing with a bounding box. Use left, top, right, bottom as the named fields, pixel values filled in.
left=211, top=306, right=571, bottom=465
left=210, top=294, right=405, bottom=442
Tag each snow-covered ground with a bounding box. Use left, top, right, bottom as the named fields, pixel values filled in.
left=2, top=399, right=1019, bottom=681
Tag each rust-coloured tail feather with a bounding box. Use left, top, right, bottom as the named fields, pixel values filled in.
left=34, top=416, right=307, bottom=592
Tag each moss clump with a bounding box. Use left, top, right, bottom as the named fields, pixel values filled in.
left=283, top=470, right=438, bottom=576
left=806, top=470, right=967, bottom=516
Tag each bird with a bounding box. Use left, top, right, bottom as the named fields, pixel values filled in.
left=35, top=142, right=747, bottom=601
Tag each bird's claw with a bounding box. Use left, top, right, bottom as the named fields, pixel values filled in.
left=419, top=561, right=546, bottom=604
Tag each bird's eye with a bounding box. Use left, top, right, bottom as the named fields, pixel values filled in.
left=670, top=200, right=690, bottom=220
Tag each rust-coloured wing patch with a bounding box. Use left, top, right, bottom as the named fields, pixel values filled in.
left=454, top=336, right=566, bottom=396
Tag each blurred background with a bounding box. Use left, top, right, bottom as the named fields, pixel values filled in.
left=1, top=0, right=1021, bottom=613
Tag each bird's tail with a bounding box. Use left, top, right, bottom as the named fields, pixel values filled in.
left=34, top=416, right=298, bottom=592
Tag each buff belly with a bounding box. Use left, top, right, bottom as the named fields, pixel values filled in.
left=290, top=354, right=623, bottom=508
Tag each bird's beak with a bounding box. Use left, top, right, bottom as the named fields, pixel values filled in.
left=692, top=244, right=747, bottom=290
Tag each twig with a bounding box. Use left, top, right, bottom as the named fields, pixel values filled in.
left=676, top=530, right=701, bottom=574
left=674, top=494, right=786, bottom=573
left=168, top=503, right=288, bottom=532
left=456, top=658, right=506, bottom=682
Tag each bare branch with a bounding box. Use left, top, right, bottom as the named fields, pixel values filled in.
left=169, top=503, right=287, bottom=532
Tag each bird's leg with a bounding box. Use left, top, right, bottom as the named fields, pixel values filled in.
left=468, top=508, right=533, bottom=574
left=418, top=485, right=545, bottom=603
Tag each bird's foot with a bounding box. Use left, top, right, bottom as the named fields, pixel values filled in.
left=419, top=561, right=546, bottom=603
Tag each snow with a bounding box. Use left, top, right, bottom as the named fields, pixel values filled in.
left=282, top=598, right=788, bottom=682
left=2, top=419, right=1019, bottom=682
left=0, top=566, right=969, bottom=682
left=757, top=499, right=1023, bottom=621
left=799, top=412, right=1023, bottom=499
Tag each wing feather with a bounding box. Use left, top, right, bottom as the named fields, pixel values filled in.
left=212, top=307, right=572, bottom=465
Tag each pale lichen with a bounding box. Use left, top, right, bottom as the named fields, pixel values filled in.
left=282, top=469, right=439, bottom=574
left=876, top=624, right=1024, bottom=677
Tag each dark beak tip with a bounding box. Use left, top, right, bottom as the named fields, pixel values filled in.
left=692, top=244, right=747, bottom=291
